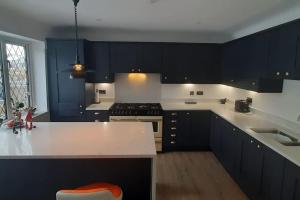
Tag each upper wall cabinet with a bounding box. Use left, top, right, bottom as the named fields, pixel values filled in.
left=222, top=32, right=283, bottom=93
left=110, top=42, right=163, bottom=73
left=268, top=21, right=300, bottom=79
left=85, top=41, right=114, bottom=83
left=161, top=43, right=221, bottom=84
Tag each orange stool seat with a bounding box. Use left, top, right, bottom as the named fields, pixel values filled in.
left=56, top=182, right=123, bottom=200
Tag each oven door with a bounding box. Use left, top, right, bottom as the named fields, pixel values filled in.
left=136, top=116, right=163, bottom=138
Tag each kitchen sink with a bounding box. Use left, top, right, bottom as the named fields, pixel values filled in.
left=251, top=128, right=300, bottom=147
left=280, top=141, right=300, bottom=146
left=250, top=128, right=279, bottom=134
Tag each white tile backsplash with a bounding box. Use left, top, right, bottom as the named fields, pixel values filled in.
left=93, top=75, right=300, bottom=124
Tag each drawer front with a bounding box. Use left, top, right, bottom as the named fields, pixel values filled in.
left=163, top=111, right=180, bottom=151
left=85, top=110, right=109, bottom=122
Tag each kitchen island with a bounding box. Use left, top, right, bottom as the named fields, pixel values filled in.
left=0, top=122, right=156, bottom=200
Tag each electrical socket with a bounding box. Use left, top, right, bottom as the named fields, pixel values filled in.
left=190, top=91, right=194, bottom=96
left=197, top=91, right=204, bottom=95
left=99, top=90, right=106, bottom=94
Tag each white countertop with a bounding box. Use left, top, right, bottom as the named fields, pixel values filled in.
left=0, top=122, right=156, bottom=159
left=161, top=101, right=300, bottom=167
left=86, top=101, right=114, bottom=110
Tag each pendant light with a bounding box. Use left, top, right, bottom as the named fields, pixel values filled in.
left=70, top=0, right=85, bottom=79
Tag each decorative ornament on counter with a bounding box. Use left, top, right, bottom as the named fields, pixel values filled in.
left=25, top=107, right=36, bottom=130
left=11, top=99, right=25, bottom=134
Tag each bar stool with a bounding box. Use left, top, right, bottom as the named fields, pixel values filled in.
left=56, top=182, right=123, bottom=200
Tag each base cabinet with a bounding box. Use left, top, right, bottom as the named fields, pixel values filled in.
left=84, top=110, right=109, bottom=122
left=210, top=114, right=294, bottom=200
left=282, top=161, right=300, bottom=200
left=239, top=135, right=264, bottom=200
left=163, top=111, right=211, bottom=151
left=258, top=147, right=286, bottom=200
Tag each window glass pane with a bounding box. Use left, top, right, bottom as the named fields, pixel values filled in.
left=5, top=43, right=30, bottom=109
left=0, top=49, right=6, bottom=119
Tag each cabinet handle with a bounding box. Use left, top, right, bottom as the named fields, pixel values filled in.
left=215, top=116, right=218, bottom=119
left=131, top=69, right=135, bottom=72
left=184, top=77, right=188, bottom=80
left=79, top=105, right=83, bottom=108
left=186, top=112, right=190, bottom=115
left=171, top=134, right=176, bottom=137
left=171, top=113, right=177, bottom=116
left=233, top=128, right=236, bottom=131
left=276, top=72, right=280, bottom=76
left=171, top=127, right=177, bottom=130
left=170, top=141, right=176, bottom=144
left=80, top=112, right=83, bottom=115
left=230, top=79, right=234, bottom=82
left=138, top=69, right=141, bottom=72
left=94, top=112, right=100, bottom=115
left=250, top=140, right=254, bottom=144
left=285, top=72, right=289, bottom=76
left=171, top=120, right=177, bottom=123
left=105, top=76, right=108, bottom=79
left=252, top=82, right=256, bottom=86
left=257, top=144, right=261, bottom=149
left=164, top=76, right=167, bottom=80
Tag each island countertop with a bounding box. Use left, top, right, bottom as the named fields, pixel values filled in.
left=0, top=122, right=157, bottom=159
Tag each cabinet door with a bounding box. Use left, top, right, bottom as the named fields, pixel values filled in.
left=221, top=122, right=243, bottom=181
left=282, top=161, right=300, bottom=200
left=110, top=43, right=138, bottom=73
left=86, top=42, right=113, bottom=83
left=161, top=44, right=189, bottom=83
left=189, top=44, right=221, bottom=83
left=210, top=114, right=223, bottom=159
left=294, top=34, right=300, bottom=80
left=258, top=147, right=286, bottom=200
left=239, top=135, right=264, bottom=200
left=268, top=22, right=299, bottom=79
left=189, top=111, right=211, bottom=149
left=222, top=40, right=241, bottom=85
left=47, top=39, right=86, bottom=122
left=140, top=43, right=163, bottom=73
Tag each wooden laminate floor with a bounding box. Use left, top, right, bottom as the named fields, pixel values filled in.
left=156, top=152, right=249, bottom=200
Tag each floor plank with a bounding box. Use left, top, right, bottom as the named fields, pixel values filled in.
left=156, top=152, right=249, bottom=200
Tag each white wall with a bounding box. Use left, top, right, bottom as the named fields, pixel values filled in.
left=30, top=40, right=48, bottom=113
left=0, top=7, right=50, bottom=41
left=115, top=73, right=161, bottom=103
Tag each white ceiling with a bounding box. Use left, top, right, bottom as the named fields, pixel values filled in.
left=0, top=0, right=299, bottom=34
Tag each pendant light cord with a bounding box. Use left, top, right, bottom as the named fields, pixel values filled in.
left=74, top=2, right=80, bottom=63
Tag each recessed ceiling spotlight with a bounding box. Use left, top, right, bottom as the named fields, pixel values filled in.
left=149, top=0, right=159, bottom=4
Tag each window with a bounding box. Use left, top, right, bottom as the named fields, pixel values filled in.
left=0, top=38, right=31, bottom=119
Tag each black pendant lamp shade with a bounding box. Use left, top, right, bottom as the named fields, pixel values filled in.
left=70, top=0, right=86, bottom=79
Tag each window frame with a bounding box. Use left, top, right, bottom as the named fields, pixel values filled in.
left=0, top=35, right=33, bottom=119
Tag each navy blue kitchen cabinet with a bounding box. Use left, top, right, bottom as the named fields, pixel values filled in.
left=46, top=39, right=93, bottom=122
left=281, top=160, right=300, bottom=200
left=163, top=111, right=179, bottom=151
left=239, top=134, right=264, bottom=200
left=163, top=111, right=211, bottom=151
left=222, top=31, right=283, bottom=93
left=84, top=110, right=109, bottom=122
left=210, top=114, right=223, bottom=159
left=176, top=111, right=211, bottom=150
left=162, top=43, right=221, bottom=84
left=220, top=121, right=243, bottom=181
left=258, top=146, right=286, bottom=200
left=294, top=31, right=300, bottom=80
left=268, top=21, right=300, bottom=79
left=86, top=41, right=114, bottom=83
left=110, top=42, right=163, bottom=73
